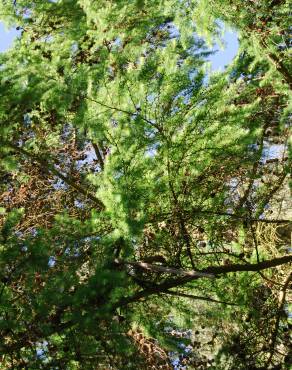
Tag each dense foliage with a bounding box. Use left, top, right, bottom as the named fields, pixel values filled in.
left=0, top=0, right=291, bottom=369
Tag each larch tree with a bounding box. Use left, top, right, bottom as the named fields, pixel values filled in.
left=0, top=0, right=291, bottom=369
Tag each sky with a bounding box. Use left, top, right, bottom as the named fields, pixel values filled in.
left=0, top=22, right=239, bottom=70
left=0, top=23, right=20, bottom=52
left=208, top=30, right=239, bottom=71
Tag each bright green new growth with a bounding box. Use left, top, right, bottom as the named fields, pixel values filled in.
left=0, top=0, right=291, bottom=369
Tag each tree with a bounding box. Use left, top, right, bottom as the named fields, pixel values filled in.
left=0, top=0, right=291, bottom=369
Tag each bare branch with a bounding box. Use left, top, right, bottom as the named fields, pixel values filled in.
left=114, top=259, right=214, bottom=278
left=163, top=290, right=241, bottom=306
left=92, top=142, right=104, bottom=170
left=116, top=255, right=292, bottom=308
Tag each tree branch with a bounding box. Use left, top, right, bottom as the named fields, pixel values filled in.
left=265, top=272, right=292, bottom=367
left=163, top=290, right=241, bottom=306
left=172, top=209, right=291, bottom=225
left=1, top=141, right=104, bottom=210
left=115, top=254, right=292, bottom=308
left=92, top=142, right=104, bottom=170
left=114, top=259, right=214, bottom=278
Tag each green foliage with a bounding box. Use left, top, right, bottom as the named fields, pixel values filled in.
left=0, top=0, right=291, bottom=369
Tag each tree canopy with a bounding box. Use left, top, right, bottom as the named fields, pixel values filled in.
left=0, top=0, right=291, bottom=369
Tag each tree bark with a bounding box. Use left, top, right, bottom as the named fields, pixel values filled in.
left=116, top=254, right=292, bottom=307
left=114, top=259, right=214, bottom=278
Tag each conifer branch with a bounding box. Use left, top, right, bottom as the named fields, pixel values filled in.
left=1, top=140, right=105, bottom=210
